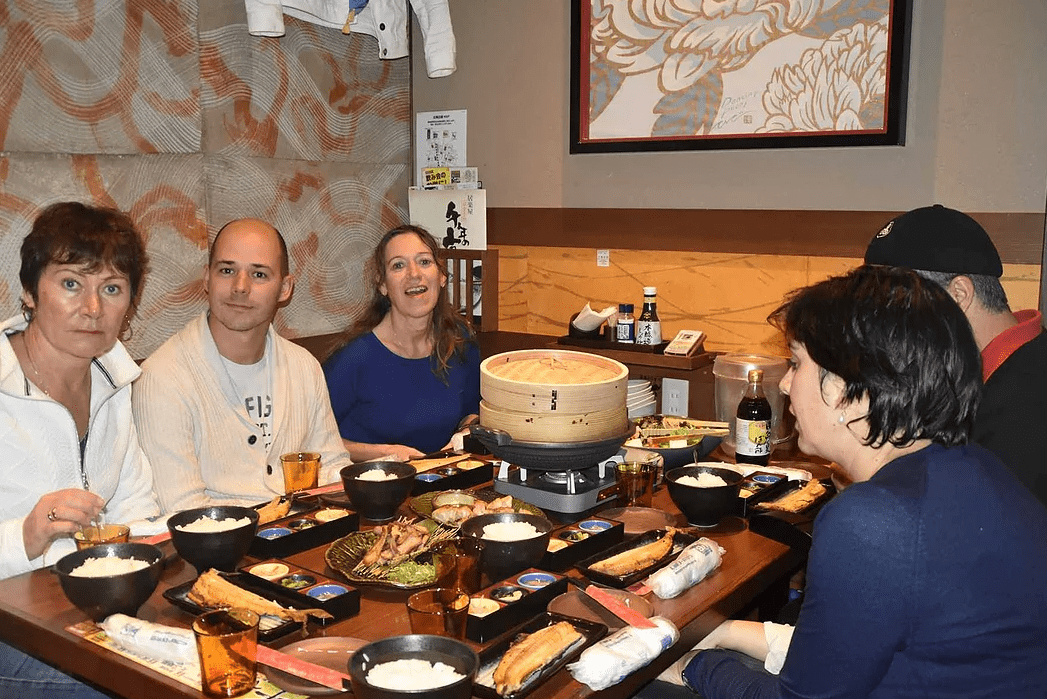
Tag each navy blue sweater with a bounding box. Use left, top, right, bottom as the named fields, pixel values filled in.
left=686, top=444, right=1047, bottom=698
left=323, top=332, right=480, bottom=454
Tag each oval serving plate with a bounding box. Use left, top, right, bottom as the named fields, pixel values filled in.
left=410, top=490, right=544, bottom=523
left=324, top=519, right=455, bottom=590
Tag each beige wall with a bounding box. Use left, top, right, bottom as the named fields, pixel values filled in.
left=412, top=1, right=1046, bottom=351
left=415, top=1, right=1047, bottom=211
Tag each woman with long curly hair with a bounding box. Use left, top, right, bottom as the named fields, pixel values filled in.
left=324, top=225, right=480, bottom=461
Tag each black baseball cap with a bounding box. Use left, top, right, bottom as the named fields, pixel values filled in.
left=864, top=204, right=1003, bottom=277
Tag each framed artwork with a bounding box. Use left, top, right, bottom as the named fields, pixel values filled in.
left=570, top=0, right=912, bottom=153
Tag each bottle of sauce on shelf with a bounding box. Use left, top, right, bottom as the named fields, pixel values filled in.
left=735, top=369, right=771, bottom=465
left=616, top=303, right=635, bottom=343
left=636, top=286, right=662, bottom=345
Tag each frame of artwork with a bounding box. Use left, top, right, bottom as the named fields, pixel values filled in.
left=570, top=0, right=912, bottom=153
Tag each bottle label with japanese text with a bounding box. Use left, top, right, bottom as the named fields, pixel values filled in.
left=735, top=418, right=771, bottom=457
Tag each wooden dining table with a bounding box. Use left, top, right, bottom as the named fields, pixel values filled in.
left=0, top=484, right=805, bottom=699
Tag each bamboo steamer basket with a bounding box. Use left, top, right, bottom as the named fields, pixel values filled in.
left=479, top=400, right=629, bottom=443
left=480, top=349, right=629, bottom=414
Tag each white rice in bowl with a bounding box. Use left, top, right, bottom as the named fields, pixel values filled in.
left=365, top=658, right=465, bottom=689
left=176, top=515, right=252, bottom=533
left=357, top=470, right=399, bottom=482
left=70, top=556, right=151, bottom=577
left=482, top=521, right=541, bottom=541
left=677, top=473, right=729, bottom=488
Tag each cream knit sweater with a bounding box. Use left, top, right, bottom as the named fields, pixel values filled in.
left=133, top=312, right=352, bottom=513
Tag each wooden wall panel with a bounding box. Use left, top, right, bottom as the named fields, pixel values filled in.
left=488, top=208, right=1045, bottom=265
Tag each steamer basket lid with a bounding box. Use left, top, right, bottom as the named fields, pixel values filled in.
left=712, top=353, right=788, bottom=380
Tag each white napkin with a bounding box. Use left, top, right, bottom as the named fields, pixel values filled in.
left=572, top=303, right=618, bottom=332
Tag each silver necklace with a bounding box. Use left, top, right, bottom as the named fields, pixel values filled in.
left=22, top=333, right=51, bottom=397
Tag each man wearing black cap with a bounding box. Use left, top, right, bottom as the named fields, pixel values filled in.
left=865, top=204, right=1047, bottom=504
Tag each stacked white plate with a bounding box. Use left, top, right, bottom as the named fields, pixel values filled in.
left=627, top=379, right=656, bottom=418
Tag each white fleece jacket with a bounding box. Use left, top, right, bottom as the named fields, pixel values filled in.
left=0, top=315, right=160, bottom=580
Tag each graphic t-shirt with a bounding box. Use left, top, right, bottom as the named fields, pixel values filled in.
left=222, top=352, right=274, bottom=453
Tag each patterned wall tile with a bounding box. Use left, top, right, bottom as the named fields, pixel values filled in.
left=0, top=1, right=201, bottom=154
left=204, top=154, right=410, bottom=339
left=0, top=152, right=206, bottom=358
left=199, top=12, right=409, bottom=163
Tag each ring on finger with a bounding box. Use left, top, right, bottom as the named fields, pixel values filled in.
left=47, top=507, right=58, bottom=522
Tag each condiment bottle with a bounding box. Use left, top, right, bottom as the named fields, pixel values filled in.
left=635, top=286, right=662, bottom=345
left=735, top=369, right=771, bottom=465
left=616, top=304, right=635, bottom=343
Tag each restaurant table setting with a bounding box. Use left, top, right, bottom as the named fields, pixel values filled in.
left=0, top=438, right=838, bottom=699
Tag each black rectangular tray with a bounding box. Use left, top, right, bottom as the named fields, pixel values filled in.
left=163, top=574, right=318, bottom=642
left=250, top=505, right=359, bottom=559
left=574, top=528, right=696, bottom=588
left=556, top=335, right=670, bottom=354
left=540, top=518, right=625, bottom=573
left=412, top=460, right=495, bottom=495
left=473, top=612, right=607, bottom=699
left=238, top=560, right=360, bottom=622
left=737, top=474, right=801, bottom=517
left=466, top=569, right=569, bottom=644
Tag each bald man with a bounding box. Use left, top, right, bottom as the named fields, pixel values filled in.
left=133, top=219, right=352, bottom=512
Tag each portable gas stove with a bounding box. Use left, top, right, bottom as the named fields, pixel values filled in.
left=493, top=452, right=623, bottom=516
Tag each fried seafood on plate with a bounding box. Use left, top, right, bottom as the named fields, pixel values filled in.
left=431, top=494, right=517, bottom=526
left=187, top=570, right=331, bottom=623
left=493, top=621, right=583, bottom=695
left=256, top=496, right=292, bottom=525
left=588, top=527, right=676, bottom=577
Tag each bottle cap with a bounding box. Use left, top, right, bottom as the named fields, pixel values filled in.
left=643, top=286, right=657, bottom=296
left=748, top=369, right=764, bottom=382
left=618, top=303, right=634, bottom=313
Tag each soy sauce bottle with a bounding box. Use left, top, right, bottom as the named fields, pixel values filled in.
left=636, top=286, right=662, bottom=345
left=735, top=369, right=772, bottom=465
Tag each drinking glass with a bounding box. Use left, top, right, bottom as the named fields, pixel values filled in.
left=74, top=524, right=130, bottom=550
left=193, top=608, right=259, bottom=698
left=280, top=452, right=321, bottom=493
left=406, top=587, right=469, bottom=640
left=433, top=537, right=485, bottom=594
left=617, top=460, right=655, bottom=507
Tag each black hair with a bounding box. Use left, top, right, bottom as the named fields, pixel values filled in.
left=769, top=265, right=982, bottom=449
left=20, top=201, right=150, bottom=310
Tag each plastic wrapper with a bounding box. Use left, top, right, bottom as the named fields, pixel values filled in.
left=644, top=538, right=724, bottom=599
left=100, top=614, right=196, bottom=665
left=568, top=616, right=679, bottom=690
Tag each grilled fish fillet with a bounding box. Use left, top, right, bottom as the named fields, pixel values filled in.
left=493, top=621, right=583, bottom=695
left=589, top=527, right=676, bottom=577
left=756, top=479, right=827, bottom=513
left=187, top=569, right=332, bottom=623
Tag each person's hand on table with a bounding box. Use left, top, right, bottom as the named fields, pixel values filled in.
left=378, top=444, right=425, bottom=462
left=23, top=489, right=105, bottom=560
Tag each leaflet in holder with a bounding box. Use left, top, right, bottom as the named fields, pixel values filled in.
left=664, top=330, right=706, bottom=356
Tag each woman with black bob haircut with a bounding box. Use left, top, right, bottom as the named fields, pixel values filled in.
left=324, top=224, right=480, bottom=462
left=0, top=202, right=160, bottom=697
left=676, top=265, right=1047, bottom=698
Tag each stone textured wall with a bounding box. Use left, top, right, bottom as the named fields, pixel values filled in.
left=0, top=1, right=411, bottom=357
